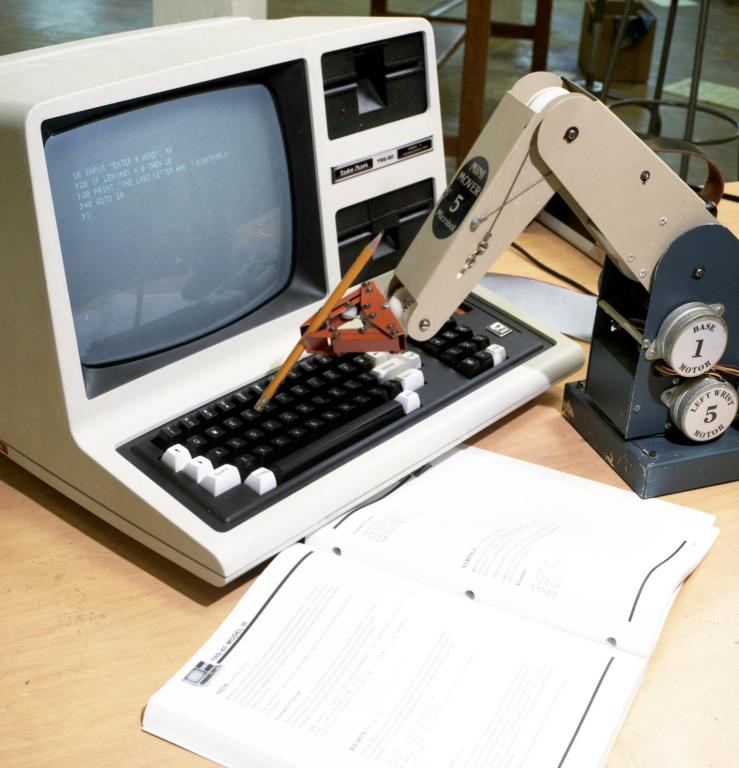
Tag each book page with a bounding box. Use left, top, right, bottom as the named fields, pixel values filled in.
left=307, top=448, right=718, bottom=657
left=144, top=544, right=645, bottom=768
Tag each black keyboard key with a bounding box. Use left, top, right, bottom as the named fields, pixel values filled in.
left=178, top=415, right=200, bottom=433
left=275, top=392, right=294, bottom=406
left=456, top=356, right=482, bottom=379
left=423, top=337, right=448, bottom=358
left=298, top=359, right=318, bottom=375
left=471, top=334, right=490, bottom=351
left=206, top=447, right=230, bottom=467
left=306, top=376, right=324, bottom=390
left=262, top=419, right=283, bottom=434
left=352, top=393, right=373, bottom=411
left=295, top=403, right=314, bottom=417
left=287, top=427, right=308, bottom=443
left=240, top=408, right=262, bottom=425
left=269, top=435, right=292, bottom=457
left=290, top=384, right=310, bottom=399
left=271, top=400, right=405, bottom=483
left=215, top=398, right=235, bottom=413
left=343, top=378, right=363, bottom=392
left=223, top=417, right=243, bottom=431
left=380, top=380, right=403, bottom=400
left=311, top=394, right=331, bottom=408
left=278, top=411, right=299, bottom=426
left=249, top=382, right=266, bottom=397
left=367, top=386, right=390, bottom=403
left=304, top=418, right=326, bottom=437
left=351, top=355, right=374, bottom=372
left=185, top=434, right=208, bottom=454
left=245, top=427, right=265, bottom=443
left=226, top=437, right=248, bottom=454
left=205, top=425, right=226, bottom=441
left=337, top=362, right=357, bottom=376
left=320, top=410, right=341, bottom=425
left=441, top=346, right=467, bottom=367
left=154, top=423, right=182, bottom=449
left=198, top=406, right=219, bottom=423
left=455, top=325, right=474, bottom=340
left=233, top=390, right=253, bottom=406
left=234, top=454, right=256, bottom=480
left=474, top=350, right=494, bottom=371
left=253, top=445, right=274, bottom=466
left=457, top=340, right=478, bottom=355
left=441, top=331, right=459, bottom=344
left=440, top=317, right=458, bottom=333
left=322, top=369, right=341, bottom=383
left=327, top=386, right=347, bottom=401
left=337, top=402, right=356, bottom=417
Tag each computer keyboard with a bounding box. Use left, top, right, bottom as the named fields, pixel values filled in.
left=120, top=295, right=551, bottom=531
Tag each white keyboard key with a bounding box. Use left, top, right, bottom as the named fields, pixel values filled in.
left=371, top=356, right=409, bottom=383
left=399, top=350, right=422, bottom=369
left=161, top=444, right=191, bottom=473
left=395, top=390, right=421, bottom=414
left=371, top=350, right=422, bottom=383
left=200, top=464, right=241, bottom=497
left=395, top=368, right=425, bottom=392
left=486, top=343, right=507, bottom=366
left=183, top=455, right=214, bottom=483
left=364, top=351, right=391, bottom=366
left=245, top=467, right=277, bottom=495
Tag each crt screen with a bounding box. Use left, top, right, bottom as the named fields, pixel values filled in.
left=45, top=84, right=293, bottom=366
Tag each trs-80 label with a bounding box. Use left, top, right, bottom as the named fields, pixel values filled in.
left=332, top=137, right=433, bottom=183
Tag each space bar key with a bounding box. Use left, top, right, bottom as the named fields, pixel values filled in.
left=270, top=400, right=406, bottom=483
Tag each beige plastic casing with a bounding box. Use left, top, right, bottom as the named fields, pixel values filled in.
left=0, top=21, right=582, bottom=584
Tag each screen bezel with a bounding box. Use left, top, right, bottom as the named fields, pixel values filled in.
left=42, top=59, right=325, bottom=399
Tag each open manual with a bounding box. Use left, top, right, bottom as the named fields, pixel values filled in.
left=143, top=447, right=718, bottom=768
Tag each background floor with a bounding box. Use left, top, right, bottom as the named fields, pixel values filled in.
left=1, top=0, right=736, bottom=184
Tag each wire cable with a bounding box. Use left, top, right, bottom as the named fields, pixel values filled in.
left=510, top=241, right=597, bottom=296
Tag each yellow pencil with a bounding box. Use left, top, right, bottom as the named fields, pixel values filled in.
left=254, top=232, right=384, bottom=412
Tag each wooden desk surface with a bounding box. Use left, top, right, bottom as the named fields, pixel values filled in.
left=2, top=190, right=738, bottom=768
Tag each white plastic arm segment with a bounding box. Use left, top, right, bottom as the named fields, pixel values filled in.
left=391, top=72, right=715, bottom=341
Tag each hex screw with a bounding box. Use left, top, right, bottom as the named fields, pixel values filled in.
left=419, top=318, right=431, bottom=331
left=692, top=267, right=705, bottom=280
left=640, top=170, right=651, bottom=183
left=564, top=126, right=579, bottom=142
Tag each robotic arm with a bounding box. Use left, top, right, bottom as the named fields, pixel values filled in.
left=387, top=72, right=739, bottom=495
left=390, top=72, right=715, bottom=335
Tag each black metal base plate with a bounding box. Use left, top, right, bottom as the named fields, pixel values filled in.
left=563, top=381, right=739, bottom=498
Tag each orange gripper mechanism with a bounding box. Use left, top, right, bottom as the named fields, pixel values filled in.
left=300, top=280, right=406, bottom=355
